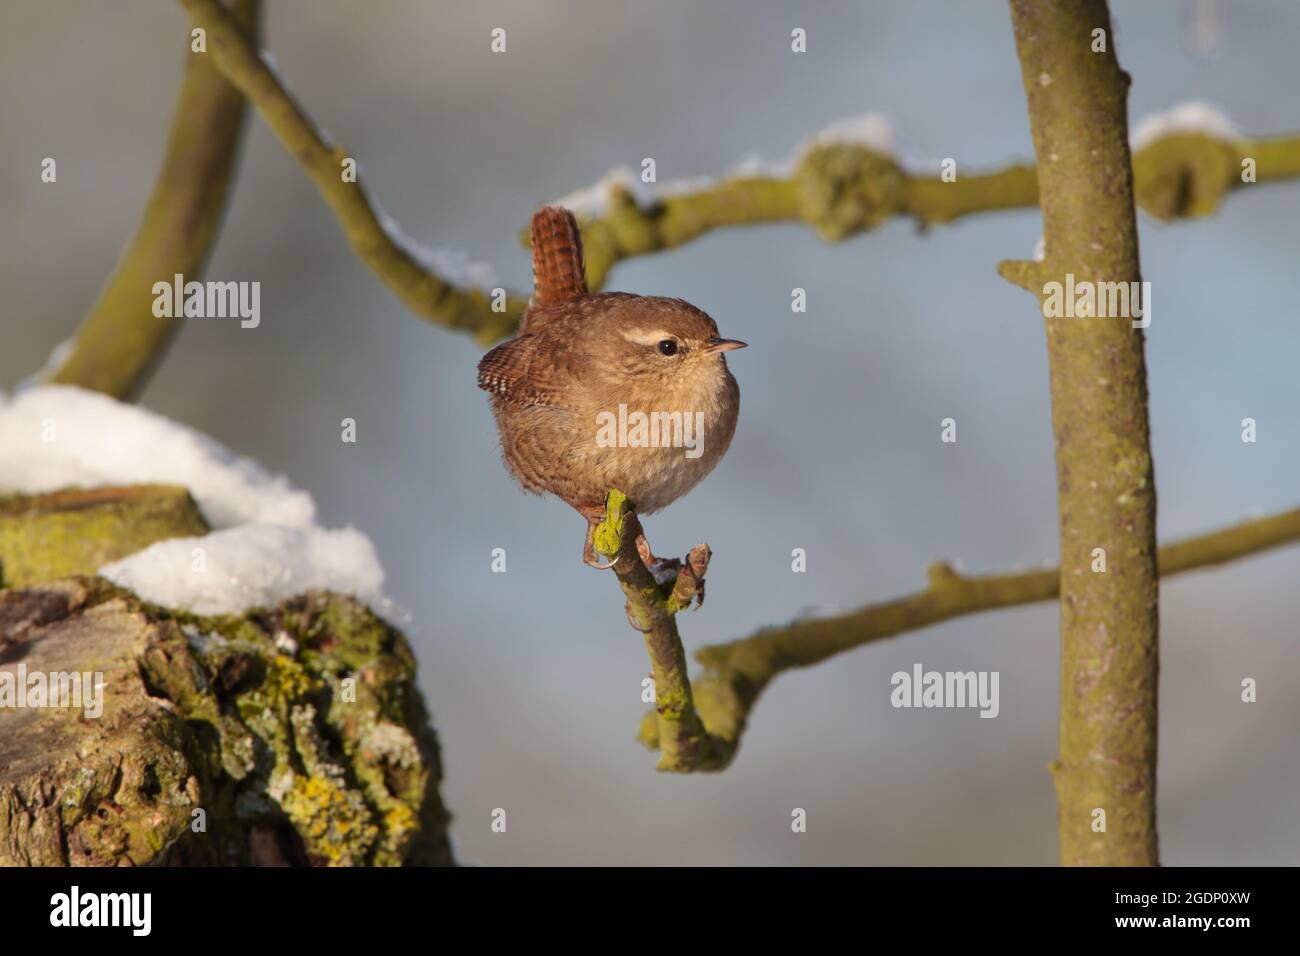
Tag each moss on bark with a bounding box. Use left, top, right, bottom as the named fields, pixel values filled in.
left=0, top=484, right=453, bottom=866
left=0, top=579, right=453, bottom=866
left=0, top=485, right=209, bottom=588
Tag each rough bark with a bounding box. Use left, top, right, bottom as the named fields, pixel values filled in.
left=0, top=580, right=452, bottom=866
left=0, top=486, right=453, bottom=866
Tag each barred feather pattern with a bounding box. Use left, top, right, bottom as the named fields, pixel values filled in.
left=525, top=206, right=588, bottom=331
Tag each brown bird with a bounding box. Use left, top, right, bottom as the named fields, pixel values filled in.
left=478, top=206, right=746, bottom=569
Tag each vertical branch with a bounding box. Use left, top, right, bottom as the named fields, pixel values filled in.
left=1002, top=1, right=1160, bottom=865
left=48, top=0, right=259, bottom=399
left=595, top=491, right=731, bottom=772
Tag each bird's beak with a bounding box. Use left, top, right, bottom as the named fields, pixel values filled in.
left=704, top=337, right=748, bottom=355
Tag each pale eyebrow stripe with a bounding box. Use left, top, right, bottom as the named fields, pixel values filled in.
left=620, top=328, right=673, bottom=345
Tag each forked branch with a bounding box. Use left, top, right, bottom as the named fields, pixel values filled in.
left=638, top=505, right=1300, bottom=773
left=178, top=0, right=525, bottom=343
left=593, top=490, right=731, bottom=772
left=178, top=0, right=1300, bottom=344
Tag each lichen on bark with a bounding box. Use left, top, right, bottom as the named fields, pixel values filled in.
left=0, top=580, right=453, bottom=867
left=0, top=485, right=453, bottom=866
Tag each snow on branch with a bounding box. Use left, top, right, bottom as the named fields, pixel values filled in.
left=1131, top=100, right=1241, bottom=150
left=178, top=0, right=524, bottom=344
left=553, top=112, right=899, bottom=219
left=171, top=0, right=1300, bottom=347
left=546, top=104, right=1300, bottom=292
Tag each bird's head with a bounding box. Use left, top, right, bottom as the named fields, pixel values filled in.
left=588, top=294, right=746, bottom=399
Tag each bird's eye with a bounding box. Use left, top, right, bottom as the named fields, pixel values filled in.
left=657, top=339, right=679, bottom=356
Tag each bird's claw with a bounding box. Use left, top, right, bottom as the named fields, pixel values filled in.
left=581, top=511, right=619, bottom=569
left=583, top=534, right=618, bottom=570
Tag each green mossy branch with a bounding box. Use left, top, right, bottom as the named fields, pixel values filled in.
left=592, top=489, right=630, bottom=559
left=599, top=490, right=730, bottom=772
left=1005, top=0, right=1159, bottom=867
left=540, top=133, right=1299, bottom=294
left=641, top=506, right=1300, bottom=773
left=177, top=0, right=1300, bottom=352
left=177, top=0, right=524, bottom=345
left=0, top=485, right=209, bottom=588
left=48, top=0, right=260, bottom=400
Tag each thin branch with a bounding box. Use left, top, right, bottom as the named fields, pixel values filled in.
left=180, top=0, right=1300, bottom=345
left=553, top=131, right=1300, bottom=293
left=179, top=7, right=1300, bottom=823
left=593, top=490, right=731, bottom=772
left=45, top=0, right=259, bottom=399
left=639, top=506, right=1300, bottom=772
left=177, top=0, right=525, bottom=344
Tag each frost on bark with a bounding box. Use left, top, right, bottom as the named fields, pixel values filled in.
left=0, top=487, right=453, bottom=866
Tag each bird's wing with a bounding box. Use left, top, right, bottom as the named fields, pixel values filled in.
left=477, top=334, right=569, bottom=407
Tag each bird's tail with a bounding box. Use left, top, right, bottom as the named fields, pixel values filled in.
left=528, top=206, right=588, bottom=311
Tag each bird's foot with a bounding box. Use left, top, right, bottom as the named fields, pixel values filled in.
left=581, top=505, right=618, bottom=570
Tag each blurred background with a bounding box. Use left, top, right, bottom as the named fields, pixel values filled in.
left=2, top=0, right=1297, bottom=865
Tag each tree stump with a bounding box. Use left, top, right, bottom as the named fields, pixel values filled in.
left=0, top=486, right=453, bottom=866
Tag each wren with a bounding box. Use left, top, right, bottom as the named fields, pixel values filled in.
left=478, top=206, right=746, bottom=568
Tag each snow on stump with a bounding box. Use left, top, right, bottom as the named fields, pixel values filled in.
left=0, top=487, right=453, bottom=866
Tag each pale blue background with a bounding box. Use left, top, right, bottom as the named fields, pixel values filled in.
left=2, top=0, right=1297, bottom=864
